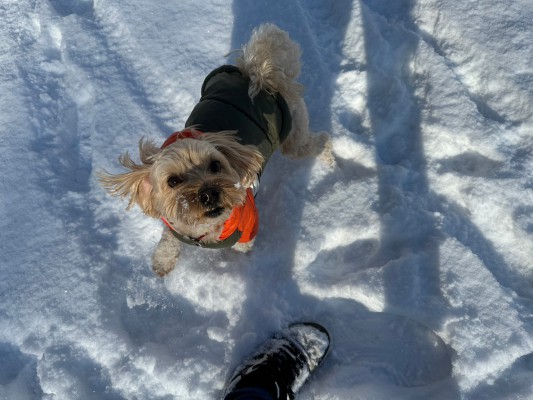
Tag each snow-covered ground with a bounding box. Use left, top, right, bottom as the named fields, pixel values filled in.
left=1, top=0, right=532, bottom=399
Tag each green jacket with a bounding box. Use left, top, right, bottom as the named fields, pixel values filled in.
left=185, top=65, right=292, bottom=163
left=169, top=65, right=292, bottom=248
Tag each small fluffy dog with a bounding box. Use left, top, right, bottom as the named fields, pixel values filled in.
left=99, top=24, right=331, bottom=276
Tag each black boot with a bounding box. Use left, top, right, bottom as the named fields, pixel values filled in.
left=223, top=323, right=330, bottom=400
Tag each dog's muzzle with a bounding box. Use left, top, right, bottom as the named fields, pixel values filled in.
left=199, top=185, right=225, bottom=218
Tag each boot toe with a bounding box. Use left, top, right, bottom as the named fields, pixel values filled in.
left=285, top=322, right=330, bottom=371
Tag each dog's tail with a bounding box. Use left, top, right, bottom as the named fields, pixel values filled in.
left=237, top=23, right=303, bottom=104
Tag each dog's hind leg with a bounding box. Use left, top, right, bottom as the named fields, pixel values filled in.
left=281, top=98, right=333, bottom=165
left=152, top=226, right=181, bottom=277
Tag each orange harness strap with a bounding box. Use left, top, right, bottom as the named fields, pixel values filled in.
left=219, top=188, right=259, bottom=243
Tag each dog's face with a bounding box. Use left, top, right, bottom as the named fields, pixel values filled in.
left=150, top=138, right=251, bottom=229
left=100, top=131, right=264, bottom=237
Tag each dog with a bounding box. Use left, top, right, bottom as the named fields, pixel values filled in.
left=99, top=24, right=332, bottom=276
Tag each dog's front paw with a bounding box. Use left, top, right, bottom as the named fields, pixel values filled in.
left=152, top=253, right=178, bottom=277
left=152, top=227, right=181, bottom=277
left=232, top=239, right=255, bottom=253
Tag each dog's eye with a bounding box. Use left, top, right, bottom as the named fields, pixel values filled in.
left=209, top=160, right=222, bottom=174
left=167, top=175, right=183, bottom=188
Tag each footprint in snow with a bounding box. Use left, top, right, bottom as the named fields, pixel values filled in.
left=48, top=0, right=94, bottom=18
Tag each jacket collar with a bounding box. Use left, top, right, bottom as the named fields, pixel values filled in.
left=161, top=128, right=203, bottom=149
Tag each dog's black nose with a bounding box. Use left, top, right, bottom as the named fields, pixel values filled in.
left=198, top=186, right=221, bottom=207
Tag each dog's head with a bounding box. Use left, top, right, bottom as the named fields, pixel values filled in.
left=99, top=130, right=264, bottom=233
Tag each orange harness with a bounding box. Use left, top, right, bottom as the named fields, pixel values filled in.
left=218, top=188, right=259, bottom=243
left=161, top=129, right=259, bottom=245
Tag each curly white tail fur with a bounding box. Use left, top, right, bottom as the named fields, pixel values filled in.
left=237, top=23, right=304, bottom=104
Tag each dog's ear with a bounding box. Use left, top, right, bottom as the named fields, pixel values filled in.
left=201, top=131, right=264, bottom=188
left=98, top=138, right=160, bottom=217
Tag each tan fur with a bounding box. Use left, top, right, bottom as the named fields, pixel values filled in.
left=237, top=24, right=304, bottom=104
left=201, top=132, right=264, bottom=188
left=99, top=130, right=263, bottom=225
left=98, top=138, right=159, bottom=217
left=99, top=24, right=333, bottom=276
left=151, top=226, right=182, bottom=277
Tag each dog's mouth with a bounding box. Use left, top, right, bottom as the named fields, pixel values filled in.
left=204, top=207, right=225, bottom=219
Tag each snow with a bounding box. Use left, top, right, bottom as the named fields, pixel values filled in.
left=1, top=0, right=532, bottom=399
